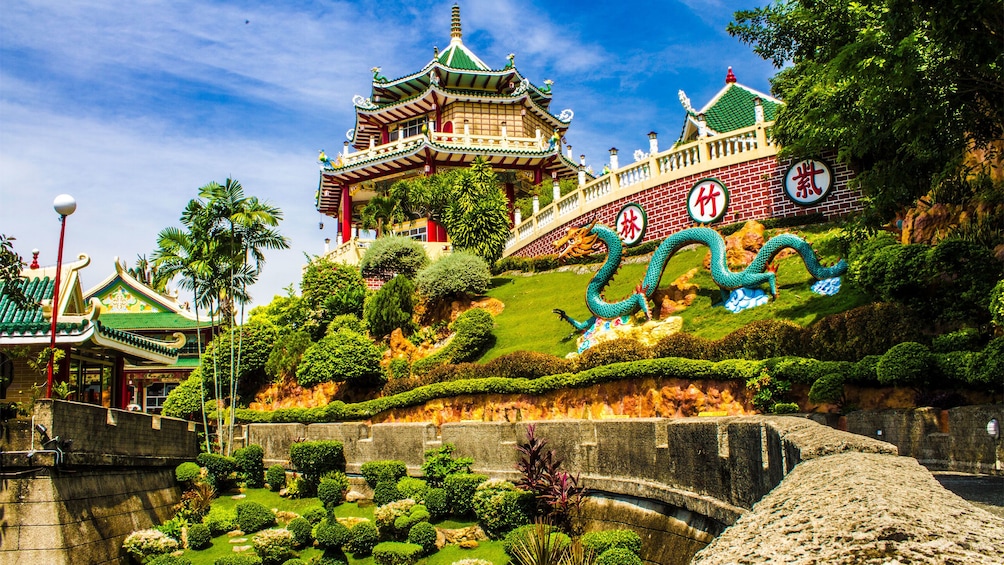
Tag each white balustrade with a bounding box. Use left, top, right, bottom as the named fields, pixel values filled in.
left=556, top=192, right=580, bottom=218
left=616, top=161, right=651, bottom=188
left=536, top=206, right=554, bottom=229
left=583, top=177, right=612, bottom=203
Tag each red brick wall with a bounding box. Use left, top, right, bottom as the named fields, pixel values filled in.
left=511, top=154, right=861, bottom=258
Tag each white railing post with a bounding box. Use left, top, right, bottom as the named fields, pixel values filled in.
left=552, top=174, right=561, bottom=201
left=648, top=131, right=658, bottom=155
left=578, top=155, right=586, bottom=187
left=532, top=195, right=539, bottom=215
left=514, top=209, right=521, bottom=226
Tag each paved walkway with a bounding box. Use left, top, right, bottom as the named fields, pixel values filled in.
left=934, top=471, right=1004, bottom=519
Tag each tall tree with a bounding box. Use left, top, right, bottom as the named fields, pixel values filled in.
left=359, top=195, right=402, bottom=237
left=729, top=0, right=1004, bottom=220
left=0, top=234, right=32, bottom=309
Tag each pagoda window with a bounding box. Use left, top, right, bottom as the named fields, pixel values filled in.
left=390, top=116, right=428, bottom=141
left=395, top=225, right=428, bottom=242
left=144, top=381, right=178, bottom=414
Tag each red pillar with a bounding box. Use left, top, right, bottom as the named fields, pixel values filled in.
left=505, top=182, right=515, bottom=223
left=114, top=356, right=127, bottom=409
left=340, top=186, right=352, bottom=245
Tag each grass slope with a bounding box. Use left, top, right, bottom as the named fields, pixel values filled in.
left=484, top=225, right=868, bottom=360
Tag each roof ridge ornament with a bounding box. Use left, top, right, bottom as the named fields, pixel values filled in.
left=726, top=66, right=737, bottom=84
left=679, top=90, right=695, bottom=114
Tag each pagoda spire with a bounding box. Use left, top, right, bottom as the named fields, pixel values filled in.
left=450, top=4, right=462, bottom=42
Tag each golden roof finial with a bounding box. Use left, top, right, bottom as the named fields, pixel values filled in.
left=451, top=4, right=462, bottom=40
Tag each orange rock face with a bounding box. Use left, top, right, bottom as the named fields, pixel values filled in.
left=650, top=268, right=700, bottom=317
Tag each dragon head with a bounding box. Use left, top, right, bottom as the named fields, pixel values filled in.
left=554, top=219, right=600, bottom=260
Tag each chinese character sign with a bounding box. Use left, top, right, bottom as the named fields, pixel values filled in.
left=687, top=179, right=729, bottom=223
left=784, top=159, right=833, bottom=206
left=615, top=203, right=647, bottom=245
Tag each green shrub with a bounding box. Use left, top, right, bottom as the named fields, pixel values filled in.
left=423, top=487, right=449, bottom=520
left=286, top=516, right=313, bottom=548
left=596, top=547, right=643, bottom=565
left=296, top=328, right=385, bottom=387
left=416, top=252, right=490, bottom=303
left=472, top=479, right=532, bottom=539
left=266, top=465, right=286, bottom=491
left=577, top=338, right=651, bottom=371
left=406, top=521, right=437, bottom=555
left=187, top=523, right=212, bottom=550
left=365, top=275, right=418, bottom=339
left=413, top=308, right=495, bottom=374
left=926, top=239, right=999, bottom=323
left=301, top=258, right=367, bottom=340
left=973, top=337, right=1004, bottom=386
left=252, top=528, right=294, bottom=565
left=771, top=402, right=800, bottom=414
left=421, top=444, right=473, bottom=487
left=877, top=342, right=933, bottom=386
left=149, top=555, right=192, bottom=565
left=318, top=472, right=350, bottom=509
left=175, top=461, right=201, bottom=484
left=360, top=236, right=430, bottom=280
left=347, top=521, right=380, bottom=556
left=388, top=358, right=411, bottom=380
left=235, top=501, right=275, bottom=534
left=301, top=506, right=327, bottom=525
left=803, top=302, right=928, bottom=361
left=214, top=556, right=263, bottom=565
left=990, top=279, right=1004, bottom=330
left=326, top=314, right=366, bottom=335
left=197, top=453, right=237, bottom=490
left=651, top=331, right=714, bottom=360
left=156, top=516, right=185, bottom=542
left=715, top=319, right=805, bottom=360
left=808, top=373, right=845, bottom=406
left=372, top=541, right=425, bottom=565
left=361, top=460, right=409, bottom=487
left=482, top=350, right=574, bottom=379
left=204, top=507, right=238, bottom=536
left=311, top=550, right=348, bottom=565
left=162, top=372, right=205, bottom=419
left=374, top=499, right=426, bottom=536
left=373, top=480, right=405, bottom=506
left=281, top=560, right=305, bottom=565
left=289, top=440, right=345, bottom=495
left=444, top=473, right=487, bottom=517
left=392, top=504, right=429, bottom=535
left=314, top=518, right=351, bottom=549
left=852, top=242, right=931, bottom=306
left=581, top=529, right=643, bottom=556
left=746, top=368, right=791, bottom=413
left=396, top=477, right=428, bottom=503
left=931, top=327, right=984, bottom=353
left=234, top=444, right=265, bottom=488
left=122, top=529, right=179, bottom=562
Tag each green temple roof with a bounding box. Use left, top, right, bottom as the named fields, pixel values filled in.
left=702, top=84, right=780, bottom=133
left=98, top=312, right=205, bottom=331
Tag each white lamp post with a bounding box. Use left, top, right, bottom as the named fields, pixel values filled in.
left=47, top=194, right=76, bottom=399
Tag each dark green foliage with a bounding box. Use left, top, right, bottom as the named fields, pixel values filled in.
left=296, top=328, right=385, bottom=387
left=802, top=303, right=928, bottom=361
left=301, top=506, right=327, bottom=525
left=852, top=244, right=931, bottom=306
left=444, top=473, right=487, bottom=517
left=990, top=279, right=1004, bottom=330
left=483, top=350, right=574, bottom=379
left=406, top=521, right=437, bottom=555
left=472, top=480, right=533, bottom=539
left=412, top=308, right=495, bottom=374
left=577, top=338, right=652, bottom=371
left=973, top=337, right=1004, bottom=386
left=347, top=521, right=380, bottom=556
left=186, top=523, right=211, bottom=550
left=235, top=501, right=275, bottom=533
left=716, top=319, right=806, bottom=360
left=197, top=453, right=237, bottom=490
left=214, top=554, right=263, bottom=565
left=234, top=444, right=265, bottom=488
left=931, top=327, right=984, bottom=353
left=286, top=517, right=312, bottom=548
left=651, top=331, right=714, bottom=360
left=372, top=541, right=425, bottom=565
left=360, top=236, right=429, bottom=280
left=266, top=465, right=286, bottom=491
left=311, top=550, right=348, bottom=565
left=361, top=460, right=408, bottom=487
left=746, top=369, right=792, bottom=413
left=314, top=518, right=351, bottom=549
left=205, top=507, right=238, bottom=536
left=877, top=342, right=933, bottom=386
left=201, top=320, right=279, bottom=402
left=396, top=477, right=428, bottom=503
left=416, top=252, right=491, bottom=303
left=925, top=239, right=1000, bottom=323
left=421, top=444, right=473, bottom=487
left=175, top=461, right=201, bottom=484
left=301, top=258, right=367, bottom=340
left=808, top=373, right=845, bottom=406
left=423, top=488, right=449, bottom=520
left=373, top=480, right=405, bottom=506
left=149, top=555, right=192, bottom=565
left=281, top=560, right=305, bottom=565
left=365, top=275, right=417, bottom=339
left=596, top=547, right=643, bottom=565
left=580, top=529, right=643, bottom=556
left=162, top=372, right=205, bottom=419
left=289, top=440, right=345, bottom=496
left=266, top=330, right=312, bottom=382
left=317, top=472, right=350, bottom=509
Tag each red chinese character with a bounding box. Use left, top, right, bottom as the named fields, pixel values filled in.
left=618, top=208, right=642, bottom=241
left=792, top=161, right=824, bottom=199
left=696, top=184, right=721, bottom=219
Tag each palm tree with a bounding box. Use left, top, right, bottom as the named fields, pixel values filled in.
left=359, top=195, right=402, bottom=237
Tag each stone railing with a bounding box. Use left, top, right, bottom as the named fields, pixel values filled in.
left=505, top=122, right=776, bottom=255
left=335, top=131, right=547, bottom=169
left=319, top=237, right=452, bottom=267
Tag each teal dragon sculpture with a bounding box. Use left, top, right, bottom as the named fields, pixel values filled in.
left=552, top=220, right=847, bottom=330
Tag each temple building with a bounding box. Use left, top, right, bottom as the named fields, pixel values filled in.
left=82, top=259, right=217, bottom=413
left=0, top=252, right=184, bottom=411
left=317, top=4, right=581, bottom=262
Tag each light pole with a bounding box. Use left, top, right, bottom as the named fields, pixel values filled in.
left=47, top=194, right=76, bottom=399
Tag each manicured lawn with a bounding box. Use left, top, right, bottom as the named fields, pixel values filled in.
left=485, top=225, right=868, bottom=356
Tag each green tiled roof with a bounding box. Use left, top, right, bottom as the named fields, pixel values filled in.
left=0, top=276, right=52, bottom=327
left=96, top=322, right=178, bottom=357
left=703, top=85, right=780, bottom=133
left=98, top=312, right=204, bottom=331
left=437, top=43, right=489, bottom=71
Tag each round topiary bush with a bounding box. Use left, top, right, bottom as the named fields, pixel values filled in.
left=281, top=560, right=306, bottom=565
left=286, top=517, right=313, bottom=548
left=148, top=555, right=192, bottom=565
left=301, top=506, right=327, bottom=525
left=214, top=553, right=264, bottom=565
left=360, top=235, right=429, bottom=280
left=581, top=529, right=643, bottom=556
left=314, top=518, right=351, bottom=550
left=471, top=479, right=532, bottom=539
left=373, top=480, right=405, bottom=506
left=234, top=444, right=265, bottom=489
left=266, top=465, right=286, bottom=491
left=808, top=372, right=845, bottom=406
left=204, top=507, right=238, bottom=536
left=416, top=252, right=490, bottom=303
left=347, top=520, right=380, bottom=556
left=361, top=460, right=409, bottom=487
left=318, top=472, right=350, bottom=509
left=651, top=331, right=714, bottom=360
left=406, top=521, right=437, bottom=555
left=187, top=523, right=212, bottom=550
left=423, top=487, right=449, bottom=520
left=175, top=461, right=201, bottom=484
left=596, top=547, right=643, bottom=565
left=252, top=528, right=294, bottom=565
left=372, top=541, right=424, bottom=565
left=296, top=329, right=385, bottom=387
left=235, top=501, right=276, bottom=534
left=877, top=341, right=933, bottom=386
left=396, top=477, right=428, bottom=503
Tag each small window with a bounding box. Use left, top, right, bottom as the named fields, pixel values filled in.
left=144, top=382, right=178, bottom=414
left=394, top=226, right=428, bottom=242
left=391, top=116, right=428, bottom=141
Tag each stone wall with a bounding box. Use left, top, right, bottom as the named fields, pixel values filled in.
left=512, top=154, right=861, bottom=258
left=0, top=400, right=200, bottom=564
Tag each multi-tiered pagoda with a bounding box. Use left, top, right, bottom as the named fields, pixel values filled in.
left=317, top=4, right=580, bottom=252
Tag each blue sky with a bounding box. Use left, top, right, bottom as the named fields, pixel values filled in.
left=0, top=0, right=778, bottom=311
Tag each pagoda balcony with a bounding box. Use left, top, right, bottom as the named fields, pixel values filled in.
left=319, top=235, right=452, bottom=268
left=334, top=131, right=551, bottom=170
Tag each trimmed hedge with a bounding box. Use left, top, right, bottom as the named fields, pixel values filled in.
left=266, top=465, right=286, bottom=491
left=361, top=460, right=408, bottom=487
left=175, top=461, right=201, bottom=484
left=289, top=440, right=345, bottom=494
left=235, top=501, right=275, bottom=534
left=197, top=453, right=237, bottom=490
left=287, top=517, right=312, bottom=548
left=406, top=521, right=437, bottom=555
left=372, top=542, right=425, bottom=565
left=347, top=521, right=380, bottom=556
left=187, top=523, right=211, bottom=550
left=318, top=472, right=350, bottom=508
left=444, top=473, right=488, bottom=517
left=314, top=518, right=351, bottom=549
left=412, top=308, right=495, bottom=375
left=596, top=548, right=643, bottom=565
left=234, top=444, right=265, bottom=488
left=581, top=529, right=643, bottom=555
